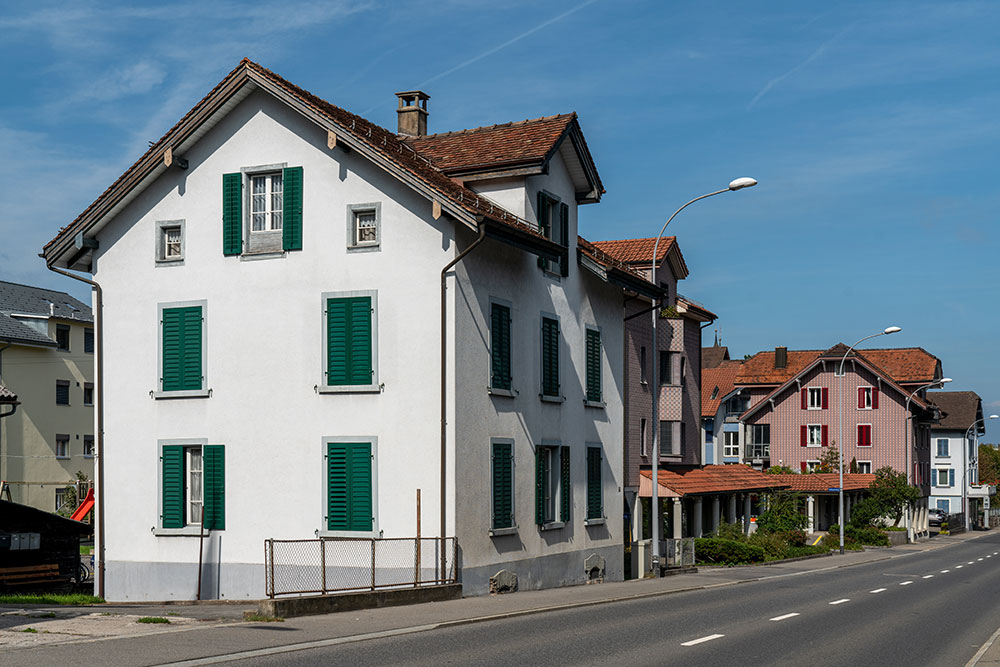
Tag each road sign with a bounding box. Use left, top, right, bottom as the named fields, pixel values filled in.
left=827, top=487, right=840, bottom=492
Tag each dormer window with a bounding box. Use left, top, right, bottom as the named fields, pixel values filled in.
left=536, top=191, right=569, bottom=276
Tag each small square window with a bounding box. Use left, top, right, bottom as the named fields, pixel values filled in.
left=55, top=487, right=69, bottom=512
left=807, top=424, right=823, bottom=446
left=348, top=203, right=381, bottom=249
left=55, top=434, right=69, bottom=459
left=857, top=461, right=872, bottom=474
left=83, top=383, right=94, bottom=406
left=56, top=324, right=70, bottom=351
left=156, top=220, right=185, bottom=263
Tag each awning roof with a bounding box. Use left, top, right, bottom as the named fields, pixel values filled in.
left=638, top=465, right=789, bottom=498
left=774, top=473, right=875, bottom=494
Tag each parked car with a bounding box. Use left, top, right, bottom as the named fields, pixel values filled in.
left=929, top=508, right=947, bottom=527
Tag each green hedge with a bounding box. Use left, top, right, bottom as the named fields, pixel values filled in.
left=695, top=538, right=766, bottom=565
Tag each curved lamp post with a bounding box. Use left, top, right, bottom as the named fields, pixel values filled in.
left=837, top=326, right=901, bottom=554
left=650, top=177, right=757, bottom=574
left=963, top=414, right=998, bottom=530
left=904, top=377, right=951, bottom=542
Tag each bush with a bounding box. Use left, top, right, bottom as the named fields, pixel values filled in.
left=748, top=532, right=789, bottom=560
left=786, top=544, right=829, bottom=558
left=713, top=522, right=746, bottom=541
left=777, top=529, right=807, bottom=547
left=695, top=538, right=766, bottom=565
left=826, top=523, right=890, bottom=547
left=757, top=491, right=808, bottom=534
left=847, top=498, right=884, bottom=529
left=821, top=529, right=862, bottom=551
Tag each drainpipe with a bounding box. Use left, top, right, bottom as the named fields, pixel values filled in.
left=46, top=263, right=105, bottom=600
left=0, top=343, right=10, bottom=485
left=440, top=221, right=487, bottom=582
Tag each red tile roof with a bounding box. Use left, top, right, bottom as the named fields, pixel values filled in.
left=591, top=237, right=677, bottom=266
left=576, top=236, right=661, bottom=287
left=774, top=473, right=876, bottom=493
left=639, top=465, right=790, bottom=497
left=735, top=346, right=939, bottom=386
left=701, top=360, right=744, bottom=417
left=403, top=114, right=576, bottom=173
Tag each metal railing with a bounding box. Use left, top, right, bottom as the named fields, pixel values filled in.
left=264, top=537, right=457, bottom=599
left=660, top=537, right=696, bottom=568
left=746, top=444, right=770, bottom=459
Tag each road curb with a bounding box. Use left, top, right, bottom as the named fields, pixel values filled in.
left=966, top=623, right=1000, bottom=667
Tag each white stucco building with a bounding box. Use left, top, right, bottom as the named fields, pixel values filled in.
left=43, top=60, right=654, bottom=600
left=927, top=390, right=991, bottom=527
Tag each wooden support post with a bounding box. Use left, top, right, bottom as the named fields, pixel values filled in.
left=371, top=539, right=376, bottom=591
left=320, top=538, right=326, bottom=594
left=416, top=489, right=421, bottom=585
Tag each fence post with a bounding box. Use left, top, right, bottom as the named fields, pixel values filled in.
left=320, top=539, right=327, bottom=595
left=416, top=489, right=421, bottom=586
left=371, top=539, right=376, bottom=591
left=267, top=539, right=275, bottom=599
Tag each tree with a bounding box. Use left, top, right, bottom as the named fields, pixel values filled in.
left=756, top=491, right=808, bottom=533
left=979, top=444, right=1000, bottom=485
left=868, top=466, right=919, bottom=527
left=815, top=445, right=841, bottom=474
left=849, top=457, right=858, bottom=474
left=766, top=465, right=795, bottom=475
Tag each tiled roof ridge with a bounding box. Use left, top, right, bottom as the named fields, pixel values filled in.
left=577, top=236, right=653, bottom=283
left=595, top=235, right=677, bottom=245
left=412, top=112, right=576, bottom=140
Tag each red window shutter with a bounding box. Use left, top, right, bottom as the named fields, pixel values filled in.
left=872, top=388, right=879, bottom=409
left=858, top=387, right=865, bottom=409
left=822, top=388, right=829, bottom=409
left=822, top=425, right=829, bottom=446
left=857, top=424, right=863, bottom=446
left=866, top=426, right=873, bottom=447
left=801, top=389, right=807, bottom=410
left=801, top=461, right=807, bottom=473
left=800, top=425, right=807, bottom=447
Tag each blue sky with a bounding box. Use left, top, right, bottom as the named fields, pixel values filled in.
left=2, top=1, right=998, bottom=439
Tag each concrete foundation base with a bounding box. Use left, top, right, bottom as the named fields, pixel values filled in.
left=258, top=583, right=462, bottom=618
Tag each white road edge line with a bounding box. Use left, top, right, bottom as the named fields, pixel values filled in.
left=681, top=634, right=725, bottom=646
left=829, top=599, right=850, bottom=605
left=923, top=575, right=934, bottom=579
left=870, top=588, right=886, bottom=593
left=900, top=581, right=913, bottom=585
left=770, top=613, right=800, bottom=621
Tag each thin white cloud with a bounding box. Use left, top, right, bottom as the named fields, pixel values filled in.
left=748, top=22, right=857, bottom=110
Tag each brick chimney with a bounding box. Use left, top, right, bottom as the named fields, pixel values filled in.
left=774, top=346, right=787, bottom=369
left=395, top=90, right=430, bottom=136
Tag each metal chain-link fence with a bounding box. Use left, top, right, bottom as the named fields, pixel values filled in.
left=264, top=537, right=456, bottom=598
left=662, top=537, right=695, bottom=568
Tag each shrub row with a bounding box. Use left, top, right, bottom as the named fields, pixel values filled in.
left=694, top=538, right=765, bottom=565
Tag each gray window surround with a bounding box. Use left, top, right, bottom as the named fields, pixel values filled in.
left=583, top=324, right=605, bottom=408
left=347, top=202, right=382, bottom=251
left=153, top=299, right=210, bottom=399
left=537, top=439, right=565, bottom=530
left=584, top=442, right=606, bottom=526
left=488, top=296, right=515, bottom=397
left=539, top=311, right=562, bottom=402
left=155, top=438, right=209, bottom=536
left=155, top=219, right=185, bottom=265
left=241, top=163, right=288, bottom=257
left=319, top=435, right=379, bottom=538
left=536, top=189, right=563, bottom=277
left=489, top=437, right=517, bottom=537
left=319, top=289, right=380, bottom=394
left=83, top=382, right=94, bottom=406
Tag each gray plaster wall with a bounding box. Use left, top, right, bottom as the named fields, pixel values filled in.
left=105, top=559, right=263, bottom=601
left=461, top=544, right=622, bottom=597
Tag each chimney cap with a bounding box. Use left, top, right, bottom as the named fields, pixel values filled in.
left=395, top=90, right=431, bottom=100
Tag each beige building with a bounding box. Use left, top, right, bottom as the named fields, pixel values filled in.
left=0, top=280, right=94, bottom=512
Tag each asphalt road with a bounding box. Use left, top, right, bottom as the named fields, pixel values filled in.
left=201, top=534, right=1000, bottom=667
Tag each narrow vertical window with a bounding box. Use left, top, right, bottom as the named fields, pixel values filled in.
left=491, top=441, right=514, bottom=531
left=55, top=434, right=69, bottom=459
left=55, top=379, right=70, bottom=406
left=585, top=328, right=601, bottom=403
left=56, top=324, right=70, bottom=351
left=324, top=294, right=376, bottom=389
left=490, top=303, right=512, bottom=391
left=586, top=447, right=602, bottom=521
left=84, top=328, right=95, bottom=354
left=540, top=316, right=560, bottom=398
left=160, top=305, right=204, bottom=393
left=326, top=441, right=375, bottom=533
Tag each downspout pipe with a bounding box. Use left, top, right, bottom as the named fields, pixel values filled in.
left=46, top=263, right=105, bottom=600
left=440, top=221, right=487, bottom=582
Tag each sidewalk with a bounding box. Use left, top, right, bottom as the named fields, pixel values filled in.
left=1, top=528, right=993, bottom=654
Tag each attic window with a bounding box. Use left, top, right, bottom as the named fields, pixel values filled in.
left=156, top=220, right=185, bottom=264
left=711, top=386, right=719, bottom=400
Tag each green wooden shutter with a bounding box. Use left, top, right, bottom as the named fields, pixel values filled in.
left=282, top=166, right=303, bottom=251
left=161, top=446, right=184, bottom=528
left=560, top=446, right=570, bottom=522
left=491, top=442, right=513, bottom=530
left=327, top=442, right=373, bottom=532
left=161, top=306, right=203, bottom=392
left=586, top=329, right=601, bottom=402
left=490, top=304, right=511, bottom=390
left=587, top=447, right=602, bottom=520
left=222, top=173, right=242, bottom=255
left=559, top=203, right=570, bottom=277
left=326, top=297, right=373, bottom=386
left=535, top=448, right=545, bottom=525
left=541, top=317, right=559, bottom=396
left=537, top=192, right=549, bottom=270
left=203, top=445, right=226, bottom=530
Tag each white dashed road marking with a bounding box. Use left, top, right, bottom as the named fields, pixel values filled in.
left=956, top=565, right=963, bottom=569
left=900, top=581, right=913, bottom=586
left=830, top=599, right=850, bottom=605
left=682, top=634, right=724, bottom=646
left=941, top=570, right=950, bottom=573
left=969, top=562, right=975, bottom=565
left=870, top=588, right=886, bottom=593
left=979, top=558, right=984, bottom=561
left=770, top=613, right=800, bottom=621
left=923, top=575, right=934, bottom=579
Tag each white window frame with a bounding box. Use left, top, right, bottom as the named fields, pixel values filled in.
left=640, top=418, right=648, bottom=457
left=489, top=437, right=517, bottom=536
left=807, top=424, right=823, bottom=447
left=249, top=172, right=284, bottom=233
left=347, top=202, right=381, bottom=250
left=536, top=190, right=563, bottom=276
left=936, top=468, right=950, bottom=487
left=858, top=423, right=873, bottom=448
left=936, top=438, right=950, bottom=458
left=155, top=219, right=185, bottom=264
left=83, top=435, right=95, bottom=459
left=154, top=300, right=210, bottom=399
left=319, top=289, right=380, bottom=394
left=155, top=438, right=209, bottom=536
left=538, top=441, right=564, bottom=529
left=55, top=487, right=68, bottom=512
left=186, top=447, right=204, bottom=528
left=805, top=459, right=820, bottom=472
left=723, top=431, right=740, bottom=458
left=857, top=460, right=872, bottom=474
left=240, top=162, right=288, bottom=257
left=319, top=435, right=380, bottom=538
left=859, top=386, right=873, bottom=410
left=55, top=434, right=69, bottom=459
left=807, top=387, right=823, bottom=410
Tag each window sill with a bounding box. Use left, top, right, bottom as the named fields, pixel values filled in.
left=56, top=456, right=70, bottom=460
left=153, top=389, right=211, bottom=400
left=540, top=394, right=564, bottom=403
left=584, top=400, right=606, bottom=409
left=347, top=243, right=381, bottom=253
left=239, top=251, right=286, bottom=262
left=489, top=526, right=518, bottom=537
left=584, top=518, right=606, bottom=527
left=319, top=384, right=382, bottom=394
left=84, top=455, right=94, bottom=459
left=489, top=387, right=517, bottom=397
left=155, top=258, right=184, bottom=266
left=540, top=269, right=562, bottom=282
left=154, top=527, right=217, bottom=537
left=856, top=444, right=873, bottom=448
left=804, top=444, right=823, bottom=448
left=318, top=529, right=379, bottom=538
left=539, top=521, right=565, bottom=531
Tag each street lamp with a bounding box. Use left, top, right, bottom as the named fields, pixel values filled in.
left=963, top=414, right=998, bottom=531
left=904, top=377, right=951, bottom=542
left=650, top=177, right=757, bottom=575
left=837, top=326, right=901, bottom=555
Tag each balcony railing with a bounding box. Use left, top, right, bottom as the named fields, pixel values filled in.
left=746, top=444, right=770, bottom=459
